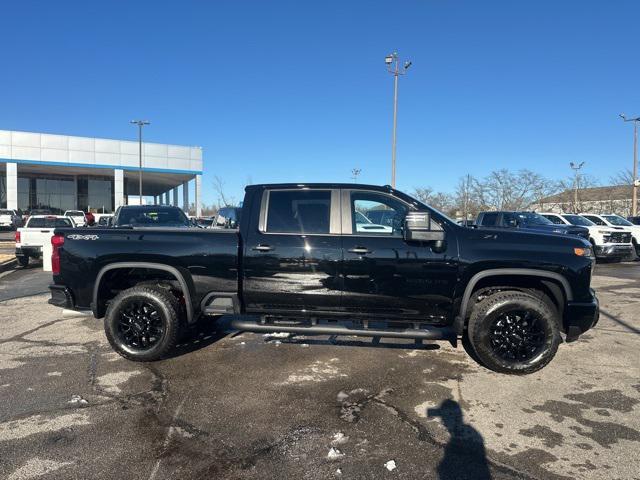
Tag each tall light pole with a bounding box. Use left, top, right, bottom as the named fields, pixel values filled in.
left=569, top=161, right=585, bottom=214
left=351, top=168, right=362, bottom=183
left=130, top=120, right=150, bottom=205
left=619, top=114, right=639, bottom=217
left=385, top=52, right=411, bottom=188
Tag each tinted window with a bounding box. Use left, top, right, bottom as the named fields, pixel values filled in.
left=480, top=212, right=498, bottom=225
left=116, top=207, right=190, bottom=227
left=351, top=192, right=408, bottom=236
left=542, top=214, right=565, bottom=225
left=514, top=212, right=553, bottom=226
left=266, top=190, right=331, bottom=234
left=27, top=217, right=73, bottom=228
left=583, top=215, right=605, bottom=226
left=0, top=210, right=13, bottom=215
left=562, top=214, right=594, bottom=226
left=603, top=215, right=633, bottom=226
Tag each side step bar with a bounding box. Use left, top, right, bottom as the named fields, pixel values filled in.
left=229, top=316, right=456, bottom=341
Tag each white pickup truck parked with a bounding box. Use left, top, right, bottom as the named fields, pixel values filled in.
left=0, top=209, right=22, bottom=230
left=581, top=213, right=640, bottom=257
left=540, top=212, right=634, bottom=261
left=15, top=216, right=74, bottom=267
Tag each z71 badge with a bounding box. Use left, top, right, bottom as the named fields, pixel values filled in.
left=67, top=234, right=99, bottom=241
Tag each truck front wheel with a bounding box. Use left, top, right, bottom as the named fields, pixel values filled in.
left=467, top=291, right=560, bottom=375
left=104, top=285, right=182, bottom=362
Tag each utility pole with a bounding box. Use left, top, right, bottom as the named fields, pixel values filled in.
left=569, top=162, right=585, bottom=214
left=385, top=52, right=412, bottom=188
left=351, top=168, right=362, bottom=183
left=620, top=114, right=640, bottom=217
left=463, top=173, right=471, bottom=224
left=130, top=120, right=150, bottom=205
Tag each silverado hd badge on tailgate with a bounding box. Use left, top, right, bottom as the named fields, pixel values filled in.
left=67, top=234, right=99, bottom=240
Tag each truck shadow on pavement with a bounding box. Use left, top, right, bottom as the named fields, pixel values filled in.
left=427, top=399, right=493, bottom=480
left=278, top=335, right=441, bottom=351
left=599, top=308, right=640, bottom=335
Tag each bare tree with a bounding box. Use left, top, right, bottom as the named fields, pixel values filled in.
left=610, top=169, right=633, bottom=186
left=412, top=187, right=456, bottom=217
left=469, top=169, right=558, bottom=212
left=213, top=175, right=236, bottom=207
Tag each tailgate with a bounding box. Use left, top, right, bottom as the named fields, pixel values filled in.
left=19, top=228, right=55, bottom=247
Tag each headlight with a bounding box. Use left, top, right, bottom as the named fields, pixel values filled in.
left=574, top=247, right=594, bottom=257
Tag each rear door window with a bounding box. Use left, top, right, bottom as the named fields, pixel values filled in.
left=266, top=190, right=331, bottom=234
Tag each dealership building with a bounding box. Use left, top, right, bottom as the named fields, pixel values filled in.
left=0, top=129, right=203, bottom=216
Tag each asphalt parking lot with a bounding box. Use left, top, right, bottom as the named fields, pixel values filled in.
left=0, top=263, right=638, bottom=480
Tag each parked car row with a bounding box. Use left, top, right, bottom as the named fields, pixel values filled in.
left=470, top=210, right=639, bottom=262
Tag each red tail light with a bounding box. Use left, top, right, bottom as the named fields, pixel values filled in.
left=15, top=231, right=21, bottom=243
left=51, top=234, right=65, bottom=275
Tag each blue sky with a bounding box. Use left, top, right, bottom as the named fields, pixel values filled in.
left=1, top=0, right=639, bottom=206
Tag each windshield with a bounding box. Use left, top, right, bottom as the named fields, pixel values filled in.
left=603, top=215, right=633, bottom=226
left=355, top=211, right=373, bottom=224
left=562, top=214, right=594, bottom=227
left=515, top=212, right=554, bottom=226
left=65, top=211, right=84, bottom=216
left=116, top=207, right=190, bottom=227
left=0, top=210, right=13, bottom=215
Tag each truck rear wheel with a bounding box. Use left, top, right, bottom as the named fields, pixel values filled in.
left=467, top=291, right=560, bottom=375
left=17, top=256, right=29, bottom=267
left=104, top=285, right=182, bottom=362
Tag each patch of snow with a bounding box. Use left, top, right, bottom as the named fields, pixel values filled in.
left=336, top=391, right=349, bottom=402
left=0, top=413, right=91, bottom=442
left=7, top=458, right=73, bottom=480
left=280, top=359, right=347, bottom=384
left=384, top=460, right=397, bottom=471
left=327, top=447, right=345, bottom=461
left=96, top=370, right=141, bottom=394
left=264, top=332, right=293, bottom=339
left=335, top=468, right=343, bottom=476
left=47, top=371, right=63, bottom=377
left=301, top=343, right=309, bottom=348
left=331, top=432, right=349, bottom=445
left=68, top=395, right=88, bottom=406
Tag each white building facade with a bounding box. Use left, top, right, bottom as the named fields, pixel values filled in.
left=0, top=129, right=203, bottom=216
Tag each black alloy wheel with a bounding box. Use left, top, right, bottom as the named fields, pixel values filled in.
left=117, top=299, right=164, bottom=350
left=105, top=285, right=182, bottom=361
left=467, top=290, right=560, bottom=375
left=488, top=310, right=546, bottom=362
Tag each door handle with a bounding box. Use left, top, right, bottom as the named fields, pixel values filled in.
left=253, top=244, right=274, bottom=252
left=348, top=247, right=372, bottom=255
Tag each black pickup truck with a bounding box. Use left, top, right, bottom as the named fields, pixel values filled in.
left=49, top=183, right=599, bottom=375
left=476, top=211, right=591, bottom=240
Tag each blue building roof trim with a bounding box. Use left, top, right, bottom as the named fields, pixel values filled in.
left=0, top=158, right=203, bottom=175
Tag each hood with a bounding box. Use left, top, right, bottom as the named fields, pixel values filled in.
left=470, top=225, right=591, bottom=249
left=520, top=223, right=589, bottom=238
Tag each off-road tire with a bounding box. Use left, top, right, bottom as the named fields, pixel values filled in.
left=17, top=256, right=29, bottom=267
left=467, top=290, right=561, bottom=375
left=104, top=285, right=182, bottom=362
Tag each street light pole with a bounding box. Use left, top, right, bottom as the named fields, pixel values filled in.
left=130, top=120, right=150, bottom=205
left=385, top=52, right=411, bottom=188
left=569, top=161, right=585, bottom=214
left=620, top=114, right=640, bottom=217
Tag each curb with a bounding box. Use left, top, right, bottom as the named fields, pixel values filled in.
left=0, top=258, right=17, bottom=274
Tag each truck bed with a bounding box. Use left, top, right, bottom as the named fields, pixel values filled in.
left=52, top=227, right=240, bottom=314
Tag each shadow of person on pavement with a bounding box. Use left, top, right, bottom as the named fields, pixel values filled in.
left=428, top=399, right=492, bottom=480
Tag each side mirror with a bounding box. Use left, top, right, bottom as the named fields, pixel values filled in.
left=403, top=211, right=446, bottom=243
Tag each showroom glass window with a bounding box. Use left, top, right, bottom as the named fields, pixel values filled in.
left=266, top=190, right=331, bottom=234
